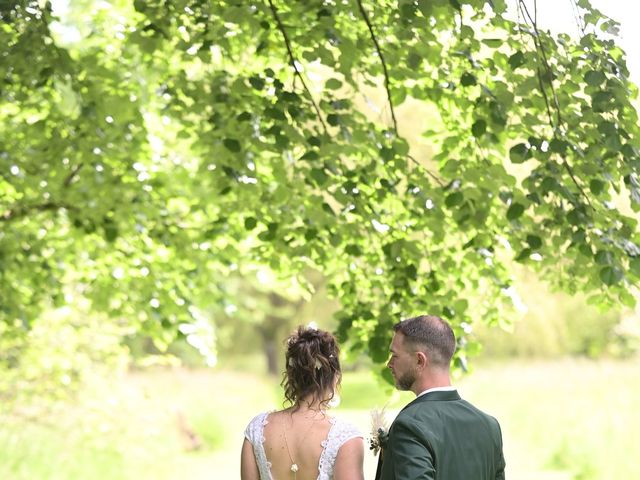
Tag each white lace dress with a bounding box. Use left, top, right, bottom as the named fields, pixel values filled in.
left=244, top=411, right=362, bottom=480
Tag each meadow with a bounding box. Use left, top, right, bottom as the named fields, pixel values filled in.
left=1, top=358, right=637, bottom=479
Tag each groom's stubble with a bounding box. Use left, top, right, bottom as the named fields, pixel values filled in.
left=395, top=365, right=417, bottom=391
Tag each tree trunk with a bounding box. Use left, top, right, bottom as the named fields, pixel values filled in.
left=259, top=292, right=307, bottom=376
left=263, top=337, right=279, bottom=376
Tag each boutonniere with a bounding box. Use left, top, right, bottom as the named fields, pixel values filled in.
left=369, top=407, right=389, bottom=455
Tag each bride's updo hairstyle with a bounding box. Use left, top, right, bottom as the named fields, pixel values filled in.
left=282, top=326, right=341, bottom=410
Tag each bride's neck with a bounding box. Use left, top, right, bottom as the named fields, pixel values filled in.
left=290, top=397, right=327, bottom=415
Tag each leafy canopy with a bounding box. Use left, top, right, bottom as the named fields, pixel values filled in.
left=1, top=0, right=639, bottom=373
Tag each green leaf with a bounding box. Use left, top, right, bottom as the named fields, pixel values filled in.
left=508, top=51, right=525, bottom=70
left=236, top=111, right=252, bottom=122
left=307, top=136, right=322, bottom=147
left=417, top=0, right=434, bottom=17
left=104, top=222, right=118, bottom=243
left=599, top=266, right=623, bottom=286
left=407, top=52, right=422, bottom=70
left=223, top=138, right=241, bottom=152
left=445, top=191, right=464, bottom=207
left=597, top=121, right=617, bottom=136
left=258, top=222, right=279, bottom=241
left=310, top=168, right=328, bottom=186
left=549, top=138, right=568, bottom=154
left=595, top=250, right=613, bottom=265
left=393, top=139, right=410, bottom=156
left=322, top=203, right=335, bottom=215
left=325, top=78, right=342, bottom=90
left=400, top=3, right=416, bottom=19
left=592, top=90, right=614, bottom=112
left=509, top=143, right=530, bottom=163
left=526, top=234, right=542, bottom=249
left=471, top=119, right=486, bottom=137
left=589, top=179, right=606, bottom=195
left=275, top=135, right=290, bottom=149
left=265, top=107, right=287, bottom=121
left=405, top=264, right=418, bottom=280
left=489, top=101, right=507, bottom=127
left=541, top=177, right=558, bottom=193
left=483, top=39, right=503, bottom=47
left=619, top=290, right=636, bottom=308
left=345, top=244, right=362, bottom=256
left=301, top=150, right=320, bottom=161
left=380, top=366, right=395, bottom=386
left=460, top=72, right=477, bottom=86
left=584, top=70, right=606, bottom=86
left=579, top=243, right=593, bottom=257
left=329, top=233, right=342, bottom=247
left=248, top=76, right=265, bottom=90
left=516, top=247, right=532, bottom=262
left=327, top=114, right=340, bottom=126
left=244, top=217, right=257, bottom=230
left=380, top=147, right=395, bottom=162
left=567, top=209, right=585, bottom=226
left=506, top=203, right=525, bottom=221
left=391, top=87, right=407, bottom=105
left=305, top=228, right=318, bottom=241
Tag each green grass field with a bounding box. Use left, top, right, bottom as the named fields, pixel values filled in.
left=1, top=358, right=637, bottom=479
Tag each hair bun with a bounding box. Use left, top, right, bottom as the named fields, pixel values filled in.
left=281, top=326, right=342, bottom=409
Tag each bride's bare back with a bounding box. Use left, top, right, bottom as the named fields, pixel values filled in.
left=242, top=409, right=363, bottom=480
left=263, top=410, right=332, bottom=480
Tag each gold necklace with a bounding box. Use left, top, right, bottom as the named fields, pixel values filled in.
left=282, top=412, right=323, bottom=478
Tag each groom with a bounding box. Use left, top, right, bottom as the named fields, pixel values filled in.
left=375, top=315, right=506, bottom=480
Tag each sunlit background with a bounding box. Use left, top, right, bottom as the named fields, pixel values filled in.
left=534, top=0, right=640, bottom=83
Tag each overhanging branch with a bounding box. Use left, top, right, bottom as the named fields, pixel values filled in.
left=267, top=0, right=328, bottom=135
left=517, top=0, right=592, bottom=208
left=355, top=0, right=399, bottom=134
left=1, top=202, right=75, bottom=222
left=63, top=163, right=83, bottom=187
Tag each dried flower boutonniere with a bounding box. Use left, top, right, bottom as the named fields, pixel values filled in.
left=369, top=407, right=389, bottom=456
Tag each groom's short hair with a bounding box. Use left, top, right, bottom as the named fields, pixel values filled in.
left=393, top=315, right=456, bottom=368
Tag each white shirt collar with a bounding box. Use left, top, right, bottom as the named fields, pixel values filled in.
left=417, top=386, right=457, bottom=397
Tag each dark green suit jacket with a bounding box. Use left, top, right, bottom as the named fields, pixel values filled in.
left=377, top=390, right=505, bottom=480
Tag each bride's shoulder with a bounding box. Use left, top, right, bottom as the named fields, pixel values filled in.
left=245, top=411, right=272, bottom=430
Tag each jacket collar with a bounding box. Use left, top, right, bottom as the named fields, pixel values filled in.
left=401, top=389, right=461, bottom=413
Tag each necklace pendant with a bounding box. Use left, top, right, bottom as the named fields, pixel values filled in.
left=290, top=463, right=299, bottom=473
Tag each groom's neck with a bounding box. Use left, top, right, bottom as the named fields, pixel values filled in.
left=411, top=371, right=452, bottom=396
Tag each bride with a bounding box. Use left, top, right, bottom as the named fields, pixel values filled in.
left=241, top=326, right=364, bottom=480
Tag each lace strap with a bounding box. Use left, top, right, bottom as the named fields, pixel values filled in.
left=244, top=412, right=273, bottom=480
left=317, top=418, right=363, bottom=480
left=244, top=411, right=269, bottom=443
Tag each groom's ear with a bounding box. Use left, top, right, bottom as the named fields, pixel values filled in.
left=416, top=351, right=428, bottom=368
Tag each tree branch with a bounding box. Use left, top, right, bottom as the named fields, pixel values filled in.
left=355, top=0, right=399, bottom=135
left=518, top=0, right=562, bottom=127
left=2, top=162, right=85, bottom=222
left=63, top=163, right=83, bottom=187
left=517, top=0, right=592, bottom=208
left=569, top=0, right=587, bottom=36
left=354, top=2, right=443, bottom=185
left=266, top=0, right=328, bottom=135
left=408, top=154, right=445, bottom=187
left=1, top=202, right=75, bottom=222
left=534, top=65, right=555, bottom=127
